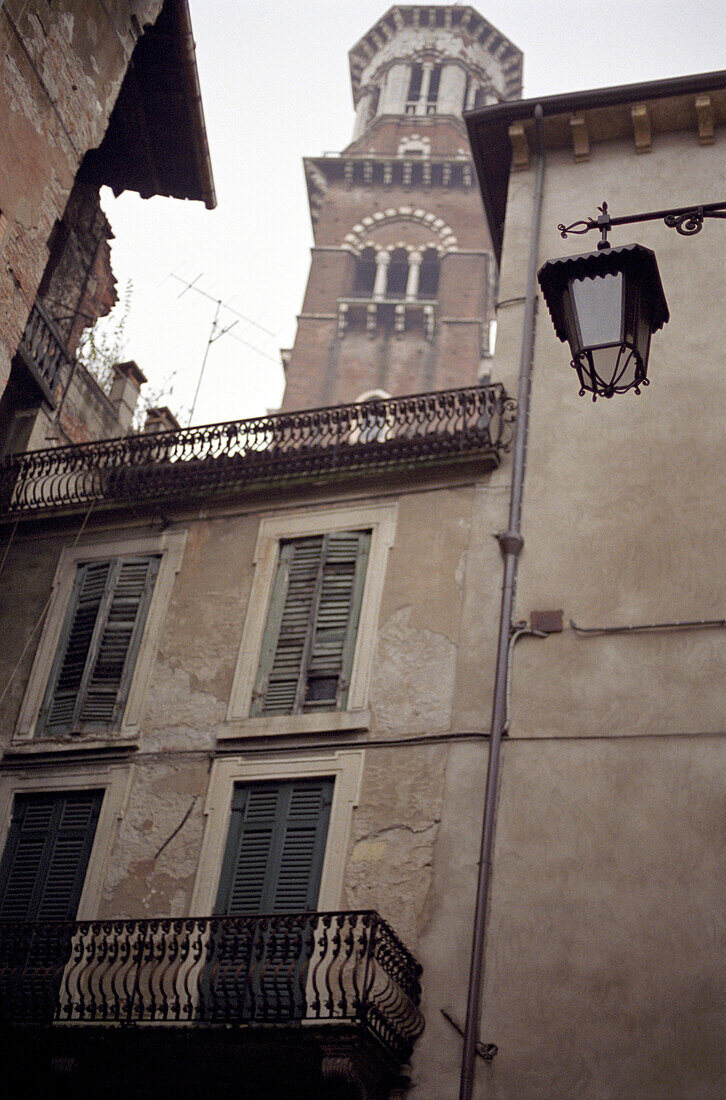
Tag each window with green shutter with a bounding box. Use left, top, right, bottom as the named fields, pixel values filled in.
left=0, top=790, right=103, bottom=920
left=215, top=778, right=334, bottom=916
left=207, top=779, right=334, bottom=1020
left=37, top=554, right=160, bottom=736
left=251, top=530, right=371, bottom=716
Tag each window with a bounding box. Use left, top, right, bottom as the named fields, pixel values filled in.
left=353, top=246, right=376, bottom=297
left=14, top=530, right=186, bottom=743
left=191, top=751, right=364, bottom=915
left=427, top=64, right=442, bottom=111
left=418, top=248, right=440, bottom=299
left=226, top=505, right=396, bottom=733
left=0, top=790, right=102, bottom=920
left=206, top=777, right=335, bottom=1019
left=386, top=248, right=409, bottom=300
left=251, top=532, right=371, bottom=716
left=216, top=779, right=333, bottom=916
left=37, top=554, right=160, bottom=737
left=405, top=63, right=423, bottom=113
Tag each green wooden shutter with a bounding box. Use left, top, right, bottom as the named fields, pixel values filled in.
left=0, top=790, right=102, bottom=920
left=215, top=779, right=333, bottom=916
left=307, top=530, right=370, bottom=711
left=40, top=560, right=112, bottom=734
left=80, top=555, right=160, bottom=726
left=251, top=531, right=370, bottom=716
left=39, top=554, right=160, bottom=735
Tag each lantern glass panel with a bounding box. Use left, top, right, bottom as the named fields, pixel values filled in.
left=570, top=272, right=624, bottom=348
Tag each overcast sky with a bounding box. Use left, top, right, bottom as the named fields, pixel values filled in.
left=100, top=0, right=726, bottom=427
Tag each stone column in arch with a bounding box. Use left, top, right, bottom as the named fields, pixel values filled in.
left=405, top=251, right=422, bottom=301
left=373, top=251, right=390, bottom=299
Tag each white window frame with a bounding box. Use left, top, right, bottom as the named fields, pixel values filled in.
left=0, top=762, right=132, bottom=920
left=190, top=750, right=364, bottom=915
left=225, top=503, right=396, bottom=737
left=13, top=529, right=187, bottom=744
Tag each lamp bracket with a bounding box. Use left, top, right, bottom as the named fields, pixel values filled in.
left=558, top=198, right=726, bottom=244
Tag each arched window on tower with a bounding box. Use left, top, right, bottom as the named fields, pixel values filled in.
left=418, top=249, right=440, bottom=300
left=427, top=65, right=442, bottom=113
left=406, top=64, right=423, bottom=114
left=353, top=247, right=376, bottom=297
left=386, top=248, right=409, bottom=299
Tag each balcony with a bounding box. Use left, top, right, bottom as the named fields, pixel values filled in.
left=14, top=299, right=73, bottom=404
left=0, top=384, right=515, bottom=517
left=0, top=911, right=423, bottom=1096
left=337, top=298, right=437, bottom=339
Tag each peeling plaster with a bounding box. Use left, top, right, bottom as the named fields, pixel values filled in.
left=371, top=605, right=456, bottom=732
left=102, top=763, right=207, bottom=917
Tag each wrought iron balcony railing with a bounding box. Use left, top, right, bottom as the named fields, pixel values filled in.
left=15, top=299, right=72, bottom=399
left=0, top=384, right=514, bottom=516
left=0, top=911, right=424, bottom=1063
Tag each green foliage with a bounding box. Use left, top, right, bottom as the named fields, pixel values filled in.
left=76, top=280, right=132, bottom=395
left=76, top=280, right=187, bottom=431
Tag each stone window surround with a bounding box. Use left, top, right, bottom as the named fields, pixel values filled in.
left=225, top=503, right=397, bottom=737
left=13, top=529, right=187, bottom=745
left=0, top=762, right=132, bottom=920
left=190, top=750, right=365, bottom=915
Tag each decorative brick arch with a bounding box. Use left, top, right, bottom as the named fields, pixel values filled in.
left=343, top=206, right=458, bottom=254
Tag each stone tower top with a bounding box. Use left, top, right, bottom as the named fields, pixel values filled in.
left=348, top=5, right=522, bottom=139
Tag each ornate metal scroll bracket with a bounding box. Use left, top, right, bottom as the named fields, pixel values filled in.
left=557, top=198, right=726, bottom=247
left=663, top=209, right=704, bottom=235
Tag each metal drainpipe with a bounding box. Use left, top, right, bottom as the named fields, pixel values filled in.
left=459, top=104, right=546, bottom=1100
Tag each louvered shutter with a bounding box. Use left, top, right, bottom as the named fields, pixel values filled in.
left=39, top=554, right=160, bottom=735
left=306, top=531, right=370, bottom=712
left=251, top=531, right=370, bottom=715
left=208, top=780, right=333, bottom=1021
left=273, top=781, right=333, bottom=912
left=80, top=555, right=160, bottom=726
left=41, top=561, right=112, bottom=733
left=0, top=790, right=102, bottom=920
left=215, top=779, right=333, bottom=916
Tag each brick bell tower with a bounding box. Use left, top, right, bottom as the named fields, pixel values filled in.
left=281, top=5, right=522, bottom=412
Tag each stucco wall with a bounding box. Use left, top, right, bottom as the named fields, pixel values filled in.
left=412, top=108, right=726, bottom=1098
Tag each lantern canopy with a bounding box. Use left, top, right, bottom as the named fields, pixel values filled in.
left=537, top=243, right=670, bottom=399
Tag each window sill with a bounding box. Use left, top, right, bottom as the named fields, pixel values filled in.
left=4, top=735, right=140, bottom=761
left=218, top=710, right=371, bottom=741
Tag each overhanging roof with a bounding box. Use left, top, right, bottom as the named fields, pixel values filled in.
left=465, top=70, right=726, bottom=264
left=86, top=0, right=216, bottom=209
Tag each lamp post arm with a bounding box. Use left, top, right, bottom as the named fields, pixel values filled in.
left=558, top=199, right=726, bottom=246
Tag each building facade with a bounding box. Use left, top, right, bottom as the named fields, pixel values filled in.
left=0, top=5, right=725, bottom=1100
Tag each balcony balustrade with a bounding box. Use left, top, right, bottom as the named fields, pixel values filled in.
left=15, top=300, right=72, bottom=401
left=0, top=384, right=515, bottom=516
left=0, top=910, right=424, bottom=1064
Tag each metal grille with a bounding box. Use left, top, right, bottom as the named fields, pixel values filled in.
left=0, top=911, right=424, bottom=1062
left=0, top=384, right=515, bottom=516
left=16, top=300, right=72, bottom=396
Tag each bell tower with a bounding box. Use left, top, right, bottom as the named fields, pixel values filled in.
left=281, top=5, right=522, bottom=412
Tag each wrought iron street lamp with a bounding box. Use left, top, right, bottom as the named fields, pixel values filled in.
left=537, top=200, right=726, bottom=400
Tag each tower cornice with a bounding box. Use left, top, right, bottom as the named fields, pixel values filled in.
left=348, top=6, right=523, bottom=105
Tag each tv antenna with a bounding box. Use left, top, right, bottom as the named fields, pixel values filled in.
left=170, top=272, right=279, bottom=425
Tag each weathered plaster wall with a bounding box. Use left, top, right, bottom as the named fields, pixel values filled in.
left=0, top=480, right=502, bottom=953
